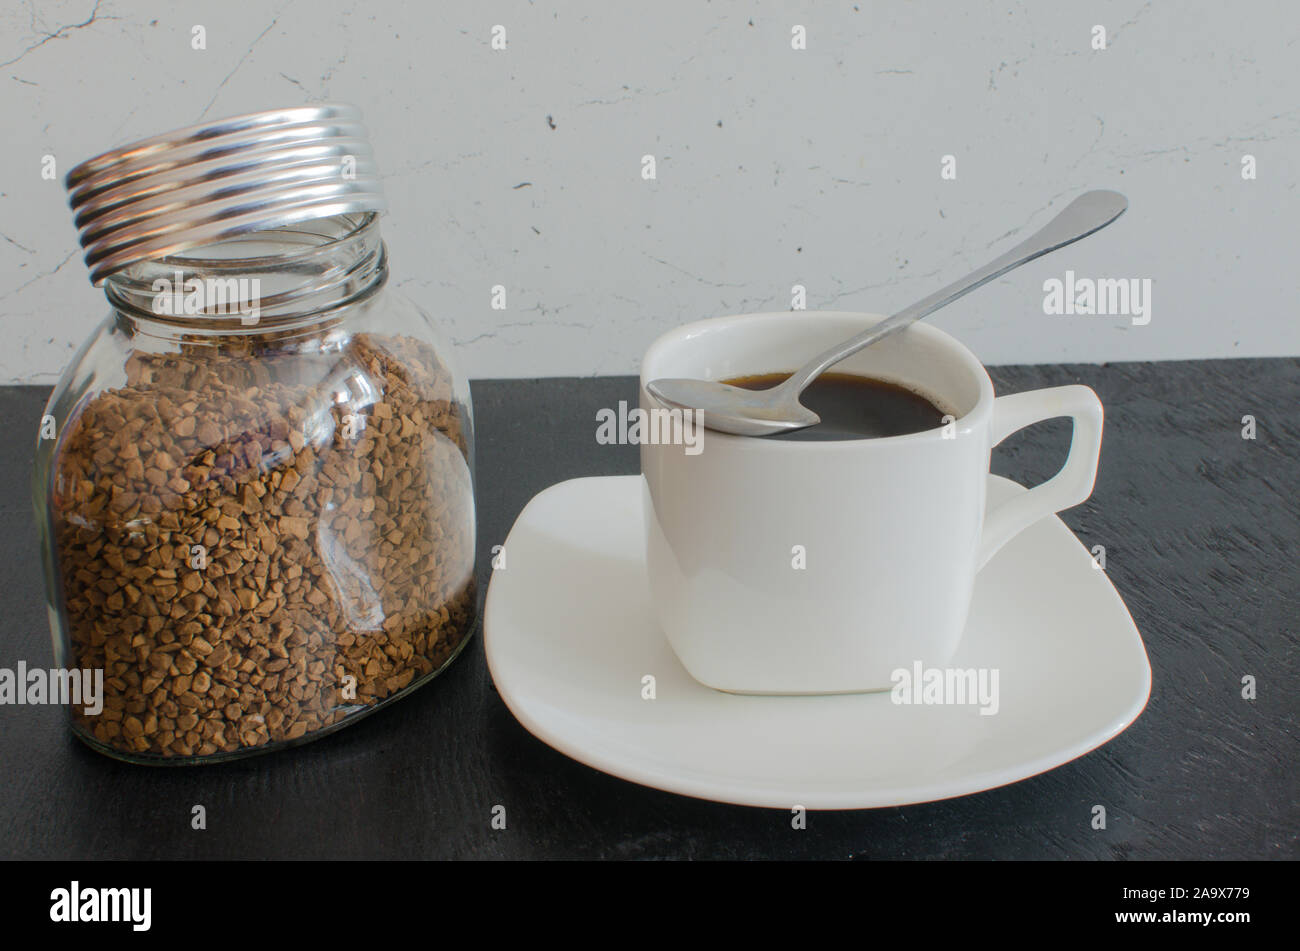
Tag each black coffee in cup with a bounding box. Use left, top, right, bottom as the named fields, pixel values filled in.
left=723, top=372, right=947, bottom=440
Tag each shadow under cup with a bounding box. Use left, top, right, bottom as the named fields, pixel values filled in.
left=640, top=311, right=997, bottom=695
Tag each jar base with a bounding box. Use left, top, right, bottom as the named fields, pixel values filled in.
left=67, top=613, right=480, bottom=766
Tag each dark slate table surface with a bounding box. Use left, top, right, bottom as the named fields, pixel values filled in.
left=1, top=360, right=1296, bottom=860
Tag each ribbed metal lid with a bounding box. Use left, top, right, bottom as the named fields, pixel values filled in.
left=65, top=103, right=387, bottom=285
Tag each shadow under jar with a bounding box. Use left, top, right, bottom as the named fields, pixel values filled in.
left=35, top=127, right=478, bottom=763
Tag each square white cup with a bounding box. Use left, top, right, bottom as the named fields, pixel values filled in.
left=640, top=311, right=1103, bottom=694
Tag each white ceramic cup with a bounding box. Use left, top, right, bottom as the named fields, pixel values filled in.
left=640, top=311, right=1103, bottom=695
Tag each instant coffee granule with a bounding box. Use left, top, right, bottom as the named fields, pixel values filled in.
left=52, top=332, right=476, bottom=759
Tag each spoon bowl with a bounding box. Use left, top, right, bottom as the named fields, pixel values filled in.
left=645, top=376, right=820, bottom=437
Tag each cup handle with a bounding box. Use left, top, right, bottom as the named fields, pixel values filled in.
left=977, top=384, right=1104, bottom=571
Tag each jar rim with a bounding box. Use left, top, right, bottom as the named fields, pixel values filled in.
left=103, top=213, right=387, bottom=330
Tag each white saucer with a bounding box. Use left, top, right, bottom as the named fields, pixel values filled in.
left=484, top=475, right=1151, bottom=809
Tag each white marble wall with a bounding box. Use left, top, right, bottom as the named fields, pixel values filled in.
left=2, top=0, right=1297, bottom=383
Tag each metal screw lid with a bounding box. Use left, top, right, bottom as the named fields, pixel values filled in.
left=65, top=103, right=387, bottom=285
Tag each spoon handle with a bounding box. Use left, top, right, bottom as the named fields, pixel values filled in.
left=782, top=190, right=1129, bottom=394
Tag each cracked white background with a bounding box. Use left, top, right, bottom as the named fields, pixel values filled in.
left=1, top=0, right=1297, bottom=384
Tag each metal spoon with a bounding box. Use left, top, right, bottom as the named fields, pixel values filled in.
left=646, top=189, right=1128, bottom=436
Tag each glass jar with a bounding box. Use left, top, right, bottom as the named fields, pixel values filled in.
left=33, top=107, right=477, bottom=763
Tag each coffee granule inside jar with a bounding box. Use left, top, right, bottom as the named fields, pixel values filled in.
left=51, top=331, right=476, bottom=759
